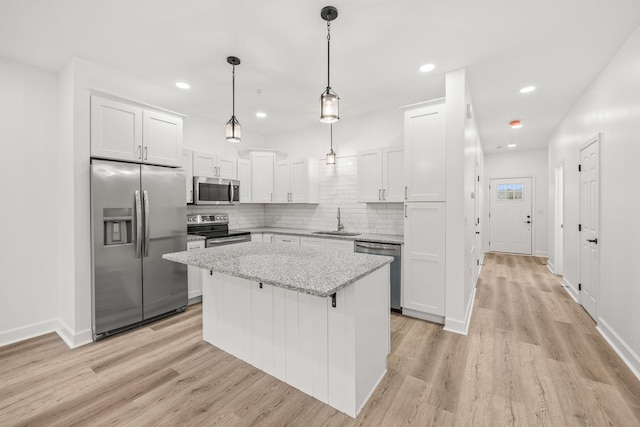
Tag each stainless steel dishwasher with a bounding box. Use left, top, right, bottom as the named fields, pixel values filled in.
left=354, top=241, right=402, bottom=312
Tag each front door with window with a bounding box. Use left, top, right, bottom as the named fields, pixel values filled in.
left=489, top=177, right=533, bottom=255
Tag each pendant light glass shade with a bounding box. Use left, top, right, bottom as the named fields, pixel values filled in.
left=226, top=116, right=241, bottom=143
left=320, top=6, right=339, bottom=123
left=320, top=88, right=339, bottom=123
left=326, top=124, right=336, bottom=165
left=226, top=56, right=241, bottom=143
left=326, top=148, right=336, bottom=165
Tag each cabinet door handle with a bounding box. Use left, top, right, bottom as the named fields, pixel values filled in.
left=405, top=204, right=408, bottom=218
left=136, top=145, right=142, bottom=159
left=405, top=186, right=408, bottom=200
left=378, top=189, right=382, bottom=201
left=382, top=189, right=386, bottom=200
left=144, top=147, right=148, bottom=160
left=270, top=193, right=273, bottom=202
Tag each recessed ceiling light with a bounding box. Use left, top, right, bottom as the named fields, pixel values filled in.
left=520, top=86, right=536, bottom=94
left=507, top=143, right=517, bottom=148
left=256, top=112, right=267, bottom=118
left=509, top=119, right=523, bottom=129
left=419, top=63, right=435, bottom=73
left=176, top=82, right=190, bottom=89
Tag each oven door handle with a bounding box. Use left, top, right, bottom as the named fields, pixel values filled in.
left=207, top=236, right=249, bottom=245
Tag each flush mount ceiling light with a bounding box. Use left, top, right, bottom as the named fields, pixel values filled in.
left=520, top=86, right=536, bottom=93
left=507, top=143, right=517, bottom=148
left=509, top=119, right=523, bottom=129
left=256, top=112, right=267, bottom=118
left=176, top=81, right=190, bottom=89
left=226, top=56, right=241, bottom=143
left=326, top=124, right=336, bottom=165
left=420, top=63, right=435, bottom=73
left=320, top=6, right=339, bottom=123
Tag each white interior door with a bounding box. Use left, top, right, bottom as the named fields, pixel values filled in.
left=555, top=163, right=564, bottom=275
left=473, top=163, right=480, bottom=284
left=489, top=177, right=533, bottom=255
left=580, top=137, right=600, bottom=320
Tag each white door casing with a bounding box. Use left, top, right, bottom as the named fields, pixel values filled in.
left=488, top=177, right=533, bottom=255
left=555, top=162, right=565, bottom=275
left=580, top=136, right=600, bottom=320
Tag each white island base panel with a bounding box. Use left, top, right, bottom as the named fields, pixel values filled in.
left=202, top=265, right=390, bottom=418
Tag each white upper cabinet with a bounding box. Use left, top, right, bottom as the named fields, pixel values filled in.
left=90, top=95, right=183, bottom=167
left=273, top=160, right=291, bottom=203
left=357, top=145, right=404, bottom=203
left=273, top=158, right=319, bottom=204
left=142, top=109, right=183, bottom=167
left=193, top=152, right=237, bottom=179
left=182, top=150, right=194, bottom=203
left=403, top=202, right=445, bottom=317
left=251, top=152, right=275, bottom=203
left=237, top=159, right=251, bottom=203
left=91, top=96, right=143, bottom=162
left=404, top=100, right=446, bottom=202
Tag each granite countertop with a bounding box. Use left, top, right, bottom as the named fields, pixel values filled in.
left=163, top=242, right=392, bottom=297
left=187, top=234, right=206, bottom=242
left=234, top=227, right=404, bottom=245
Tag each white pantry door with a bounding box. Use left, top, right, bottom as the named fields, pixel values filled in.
left=489, top=177, right=533, bottom=255
left=580, top=137, right=600, bottom=320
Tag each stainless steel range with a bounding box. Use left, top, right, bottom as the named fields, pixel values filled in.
left=187, top=214, right=251, bottom=247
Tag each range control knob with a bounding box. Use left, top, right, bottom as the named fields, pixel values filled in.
left=223, top=216, right=228, bottom=220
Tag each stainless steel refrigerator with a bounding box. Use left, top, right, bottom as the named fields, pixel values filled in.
left=91, top=159, right=187, bottom=340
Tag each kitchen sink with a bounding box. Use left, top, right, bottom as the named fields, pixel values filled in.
left=312, top=231, right=361, bottom=236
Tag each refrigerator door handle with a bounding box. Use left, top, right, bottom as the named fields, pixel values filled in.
left=134, top=190, right=142, bottom=258
left=143, top=190, right=150, bottom=257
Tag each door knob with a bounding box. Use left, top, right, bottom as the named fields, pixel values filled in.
left=587, top=238, right=598, bottom=244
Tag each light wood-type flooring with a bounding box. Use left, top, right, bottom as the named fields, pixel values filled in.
left=1, top=253, right=639, bottom=426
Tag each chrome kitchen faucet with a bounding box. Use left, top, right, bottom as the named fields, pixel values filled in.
left=337, top=207, right=345, bottom=231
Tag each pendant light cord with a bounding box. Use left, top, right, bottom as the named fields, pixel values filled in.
left=327, top=21, right=331, bottom=89
left=330, top=124, right=333, bottom=150
left=232, top=65, right=236, bottom=118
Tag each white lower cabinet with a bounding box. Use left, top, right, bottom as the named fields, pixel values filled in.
left=403, top=202, right=445, bottom=319
left=202, top=266, right=389, bottom=418
left=300, top=237, right=327, bottom=249
left=326, top=239, right=354, bottom=253
left=274, top=235, right=300, bottom=245
left=263, top=233, right=275, bottom=244
left=186, top=240, right=205, bottom=302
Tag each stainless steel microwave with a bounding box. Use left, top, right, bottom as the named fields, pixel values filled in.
left=193, top=177, right=240, bottom=205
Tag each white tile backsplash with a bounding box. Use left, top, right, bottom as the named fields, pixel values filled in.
left=188, top=156, right=404, bottom=235
left=264, top=156, right=404, bottom=235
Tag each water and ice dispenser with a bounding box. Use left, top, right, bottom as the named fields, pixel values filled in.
left=103, top=208, right=133, bottom=246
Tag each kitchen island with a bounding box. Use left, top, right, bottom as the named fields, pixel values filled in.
left=163, top=242, right=392, bottom=418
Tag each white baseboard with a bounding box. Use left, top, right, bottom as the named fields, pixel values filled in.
left=562, top=277, right=579, bottom=303
left=56, top=319, right=93, bottom=349
left=402, top=308, right=444, bottom=325
left=444, top=287, right=477, bottom=336
left=596, top=318, right=640, bottom=382
left=188, top=295, right=203, bottom=305
left=356, top=368, right=387, bottom=418
left=546, top=260, right=555, bottom=274
left=0, top=319, right=59, bottom=348
left=534, top=251, right=549, bottom=257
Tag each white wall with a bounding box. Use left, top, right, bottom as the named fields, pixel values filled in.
left=444, top=69, right=485, bottom=335
left=484, top=148, right=548, bottom=256
left=548, top=26, right=640, bottom=379
left=0, top=57, right=60, bottom=345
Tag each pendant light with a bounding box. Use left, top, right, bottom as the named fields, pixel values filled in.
left=326, top=124, right=336, bottom=165
left=226, top=56, right=241, bottom=143
left=320, top=6, right=339, bottom=123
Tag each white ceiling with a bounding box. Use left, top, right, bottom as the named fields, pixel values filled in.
left=1, top=0, right=639, bottom=153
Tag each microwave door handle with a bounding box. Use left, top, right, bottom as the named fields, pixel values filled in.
left=143, top=190, right=150, bottom=257
left=229, top=182, right=234, bottom=204
left=134, top=190, right=142, bottom=258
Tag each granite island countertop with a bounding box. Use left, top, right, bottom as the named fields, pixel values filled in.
left=163, top=242, right=392, bottom=297
left=234, top=227, right=404, bottom=245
